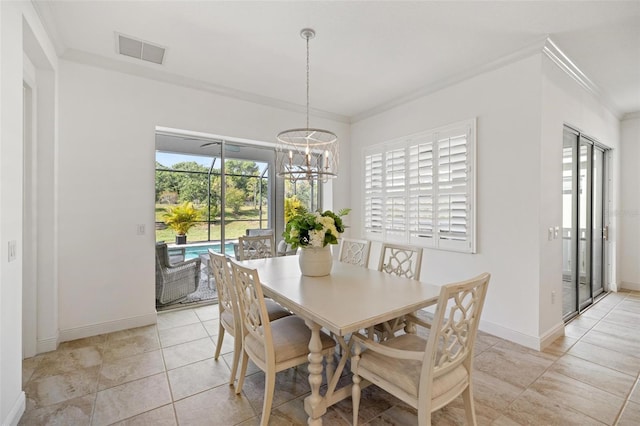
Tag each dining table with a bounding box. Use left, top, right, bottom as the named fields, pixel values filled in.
left=238, top=254, right=441, bottom=425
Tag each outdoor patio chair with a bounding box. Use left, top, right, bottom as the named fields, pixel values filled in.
left=208, top=251, right=291, bottom=390
left=230, top=260, right=336, bottom=426
left=155, top=242, right=200, bottom=305
left=351, top=273, right=490, bottom=426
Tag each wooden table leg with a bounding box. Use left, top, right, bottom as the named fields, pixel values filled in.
left=304, top=320, right=326, bottom=425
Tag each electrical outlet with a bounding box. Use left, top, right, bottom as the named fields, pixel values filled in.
left=8, top=240, right=17, bottom=262
left=136, top=224, right=145, bottom=235
left=554, top=226, right=560, bottom=239
left=551, top=291, right=556, bottom=304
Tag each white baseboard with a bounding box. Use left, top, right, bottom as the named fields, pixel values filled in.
left=4, top=391, right=25, bottom=426
left=621, top=281, right=640, bottom=291
left=539, top=321, right=566, bottom=350
left=479, top=319, right=564, bottom=351
left=37, top=334, right=59, bottom=354
left=58, top=312, right=157, bottom=343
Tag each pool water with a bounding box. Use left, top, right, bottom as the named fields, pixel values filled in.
left=183, top=242, right=236, bottom=259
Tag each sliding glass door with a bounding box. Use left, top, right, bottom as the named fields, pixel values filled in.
left=562, top=126, right=608, bottom=320
left=155, top=134, right=274, bottom=254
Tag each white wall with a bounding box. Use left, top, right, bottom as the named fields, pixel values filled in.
left=0, top=3, right=24, bottom=423
left=57, top=59, right=350, bottom=340
left=351, top=55, right=546, bottom=347
left=620, top=114, right=640, bottom=289
left=350, top=50, right=623, bottom=349
left=1, top=1, right=58, bottom=424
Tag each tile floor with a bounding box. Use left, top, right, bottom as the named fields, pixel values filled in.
left=20, top=290, right=640, bottom=425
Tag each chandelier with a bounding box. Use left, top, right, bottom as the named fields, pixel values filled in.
left=276, top=28, right=338, bottom=183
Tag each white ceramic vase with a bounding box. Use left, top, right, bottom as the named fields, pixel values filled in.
left=298, top=245, right=333, bottom=277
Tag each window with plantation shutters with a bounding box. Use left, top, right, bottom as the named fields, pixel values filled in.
left=363, top=119, right=476, bottom=253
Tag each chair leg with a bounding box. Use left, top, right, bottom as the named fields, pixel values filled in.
left=417, top=409, right=432, bottom=426
left=229, top=334, right=241, bottom=387
left=260, top=368, right=276, bottom=426
left=214, top=325, right=225, bottom=360
left=462, top=384, right=478, bottom=426
left=352, top=372, right=361, bottom=426
left=235, top=350, right=249, bottom=395
left=324, top=352, right=335, bottom=385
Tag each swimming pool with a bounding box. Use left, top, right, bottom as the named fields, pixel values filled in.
left=181, top=242, right=237, bottom=259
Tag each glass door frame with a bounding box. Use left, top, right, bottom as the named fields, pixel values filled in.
left=562, top=125, right=610, bottom=321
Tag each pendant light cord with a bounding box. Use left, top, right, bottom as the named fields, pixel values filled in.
left=306, top=33, right=310, bottom=130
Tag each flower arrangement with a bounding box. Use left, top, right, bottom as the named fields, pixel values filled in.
left=283, top=208, right=351, bottom=249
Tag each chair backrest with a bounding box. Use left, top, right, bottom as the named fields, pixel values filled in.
left=246, top=228, right=273, bottom=237
left=377, top=243, right=423, bottom=280
left=209, top=250, right=239, bottom=331
left=229, top=261, right=275, bottom=360
left=419, top=273, right=490, bottom=393
left=238, top=234, right=275, bottom=260
left=276, top=239, right=297, bottom=256
left=338, top=238, right=371, bottom=268
left=155, top=242, right=170, bottom=269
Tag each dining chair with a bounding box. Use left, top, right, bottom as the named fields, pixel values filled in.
left=351, top=273, right=491, bottom=426
left=237, top=234, right=276, bottom=260
left=378, top=242, right=423, bottom=279
left=208, top=251, right=291, bottom=389
left=371, top=243, right=424, bottom=340
left=230, top=261, right=337, bottom=426
left=338, top=238, right=371, bottom=268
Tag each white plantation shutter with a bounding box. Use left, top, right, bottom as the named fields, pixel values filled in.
left=384, top=148, right=407, bottom=241
left=408, top=137, right=435, bottom=245
left=363, top=119, right=475, bottom=253
left=364, top=152, right=383, bottom=236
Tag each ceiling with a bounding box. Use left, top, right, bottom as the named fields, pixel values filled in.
left=35, top=1, right=640, bottom=120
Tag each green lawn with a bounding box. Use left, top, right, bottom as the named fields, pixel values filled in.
left=155, top=203, right=271, bottom=243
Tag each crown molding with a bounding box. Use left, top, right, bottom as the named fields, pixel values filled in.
left=353, top=36, right=623, bottom=123
left=61, top=49, right=350, bottom=124
left=542, top=38, right=621, bottom=119
left=30, top=0, right=66, bottom=55
left=622, top=111, right=640, bottom=121
left=351, top=37, right=549, bottom=123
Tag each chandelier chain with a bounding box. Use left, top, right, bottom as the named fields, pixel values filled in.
left=306, top=32, right=310, bottom=130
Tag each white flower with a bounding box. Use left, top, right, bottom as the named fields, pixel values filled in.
left=308, top=229, right=325, bottom=247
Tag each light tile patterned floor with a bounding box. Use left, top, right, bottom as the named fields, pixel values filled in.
left=20, top=291, right=640, bottom=425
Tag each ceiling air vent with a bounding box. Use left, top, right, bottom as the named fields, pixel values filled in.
left=116, top=33, right=166, bottom=65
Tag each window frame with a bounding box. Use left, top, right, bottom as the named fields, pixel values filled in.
left=363, top=119, right=476, bottom=254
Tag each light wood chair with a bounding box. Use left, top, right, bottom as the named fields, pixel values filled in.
left=237, top=234, right=276, bottom=260
left=338, top=238, right=371, bottom=268
left=352, top=273, right=491, bottom=426
left=371, top=243, right=424, bottom=340
left=378, top=242, right=423, bottom=279
left=208, top=251, right=291, bottom=389
left=230, top=261, right=337, bottom=426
